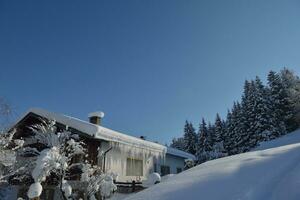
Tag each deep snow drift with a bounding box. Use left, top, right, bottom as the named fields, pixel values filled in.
left=126, top=129, right=300, bottom=200
left=254, top=128, right=300, bottom=151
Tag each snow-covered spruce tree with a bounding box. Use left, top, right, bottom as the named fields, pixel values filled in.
left=210, top=114, right=227, bottom=159
left=280, top=68, right=300, bottom=131
left=267, top=71, right=289, bottom=137
left=235, top=80, right=253, bottom=152
left=223, top=103, right=238, bottom=155
left=214, top=114, right=224, bottom=143
left=252, top=76, right=274, bottom=141
left=224, top=109, right=235, bottom=155
left=207, top=122, right=216, bottom=147
left=170, top=137, right=185, bottom=151
left=183, top=121, right=197, bottom=155
left=196, top=118, right=212, bottom=163
left=246, top=81, right=260, bottom=148
left=197, top=119, right=221, bottom=163
left=232, top=102, right=244, bottom=154
left=205, top=122, right=217, bottom=160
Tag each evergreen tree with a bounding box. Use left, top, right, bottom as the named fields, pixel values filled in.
left=224, top=109, right=234, bottom=154
left=170, top=137, right=185, bottom=151
left=196, top=118, right=211, bottom=162
left=247, top=80, right=260, bottom=148
left=252, top=76, right=273, bottom=141
left=232, top=101, right=243, bottom=154
left=178, top=68, right=300, bottom=165
left=237, top=80, right=255, bottom=152
left=280, top=68, right=300, bottom=131
left=267, top=71, right=288, bottom=137
left=183, top=121, right=197, bottom=155
left=214, top=113, right=224, bottom=143
left=212, top=113, right=227, bottom=158
left=208, top=122, right=216, bottom=147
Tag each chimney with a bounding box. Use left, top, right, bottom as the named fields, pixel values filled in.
left=88, top=111, right=105, bottom=125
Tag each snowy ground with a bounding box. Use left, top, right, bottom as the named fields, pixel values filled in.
left=109, top=193, right=133, bottom=200
left=125, top=129, right=300, bottom=200
left=254, top=129, right=300, bottom=151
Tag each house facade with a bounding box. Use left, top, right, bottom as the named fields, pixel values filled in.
left=12, top=108, right=195, bottom=182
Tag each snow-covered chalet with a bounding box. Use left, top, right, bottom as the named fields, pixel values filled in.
left=12, top=108, right=195, bottom=182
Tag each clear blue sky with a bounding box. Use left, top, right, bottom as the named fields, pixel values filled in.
left=0, top=0, right=300, bottom=144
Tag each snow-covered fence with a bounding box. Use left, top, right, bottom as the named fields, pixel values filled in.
left=114, top=180, right=144, bottom=193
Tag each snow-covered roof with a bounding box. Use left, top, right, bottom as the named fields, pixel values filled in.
left=167, top=147, right=196, bottom=160
left=17, top=108, right=166, bottom=153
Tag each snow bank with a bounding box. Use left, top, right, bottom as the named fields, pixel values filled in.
left=254, top=128, right=300, bottom=151
left=126, top=140, right=300, bottom=200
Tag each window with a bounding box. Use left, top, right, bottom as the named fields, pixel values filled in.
left=154, top=163, right=157, bottom=173
left=176, top=167, right=182, bottom=173
left=160, top=165, right=170, bottom=176
left=126, top=158, right=143, bottom=176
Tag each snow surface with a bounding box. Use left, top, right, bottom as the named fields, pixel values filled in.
left=254, top=128, right=300, bottom=151
left=17, top=108, right=166, bottom=153
left=166, top=147, right=196, bottom=160
left=125, top=129, right=300, bottom=200
left=88, top=111, right=105, bottom=118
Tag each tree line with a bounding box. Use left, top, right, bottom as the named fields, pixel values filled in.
left=170, top=68, right=300, bottom=163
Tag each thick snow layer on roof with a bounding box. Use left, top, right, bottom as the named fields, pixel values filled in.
left=166, top=147, right=195, bottom=160
left=19, top=108, right=166, bottom=153
left=88, top=111, right=105, bottom=118
left=126, top=130, right=300, bottom=200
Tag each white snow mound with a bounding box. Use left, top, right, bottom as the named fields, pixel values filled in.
left=27, top=182, right=42, bottom=199
left=126, top=129, right=300, bottom=200
left=142, top=173, right=161, bottom=187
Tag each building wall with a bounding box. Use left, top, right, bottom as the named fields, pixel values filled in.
left=99, top=142, right=187, bottom=181
left=100, top=141, right=162, bottom=182
left=156, top=154, right=185, bottom=176
left=167, top=154, right=185, bottom=174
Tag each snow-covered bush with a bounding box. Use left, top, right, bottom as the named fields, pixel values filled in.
left=142, top=173, right=161, bottom=187
left=0, top=129, right=24, bottom=182
left=27, top=182, right=43, bottom=199
left=100, top=175, right=117, bottom=198
left=85, top=165, right=117, bottom=199
left=184, top=159, right=195, bottom=170
left=1, top=120, right=117, bottom=200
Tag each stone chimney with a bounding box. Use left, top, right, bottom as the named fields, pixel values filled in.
left=88, top=111, right=105, bottom=125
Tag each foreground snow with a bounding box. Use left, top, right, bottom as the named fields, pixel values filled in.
left=126, top=130, right=300, bottom=200
left=254, top=129, right=300, bottom=151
